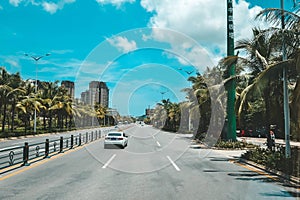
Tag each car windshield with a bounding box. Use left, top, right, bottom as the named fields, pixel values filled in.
left=107, top=133, right=122, bottom=137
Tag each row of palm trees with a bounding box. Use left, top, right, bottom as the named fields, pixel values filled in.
left=0, top=67, right=116, bottom=136
left=149, top=5, right=300, bottom=141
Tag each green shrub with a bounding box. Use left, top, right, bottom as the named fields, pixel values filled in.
left=214, top=140, right=258, bottom=149
left=241, top=147, right=300, bottom=177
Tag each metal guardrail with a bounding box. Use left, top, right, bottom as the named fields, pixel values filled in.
left=0, top=128, right=115, bottom=170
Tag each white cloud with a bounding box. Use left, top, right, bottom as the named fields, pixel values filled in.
left=5, top=58, right=20, bottom=67
left=107, top=36, right=137, bottom=53
left=96, top=0, right=135, bottom=8
left=9, top=0, right=23, bottom=7
left=10, top=0, right=76, bottom=14
left=140, top=0, right=268, bottom=65
left=50, top=49, right=74, bottom=54
left=42, top=2, right=58, bottom=14
left=42, top=0, right=76, bottom=14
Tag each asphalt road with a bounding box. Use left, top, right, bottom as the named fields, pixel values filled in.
left=0, top=126, right=118, bottom=149
left=0, top=125, right=298, bottom=200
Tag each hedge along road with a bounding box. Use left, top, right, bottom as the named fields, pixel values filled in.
left=0, top=124, right=298, bottom=200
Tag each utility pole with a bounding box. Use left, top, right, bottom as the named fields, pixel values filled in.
left=226, top=0, right=237, bottom=141
left=280, top=0, right=291, bottom=158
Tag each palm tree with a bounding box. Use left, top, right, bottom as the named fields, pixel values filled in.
left=234, top=28, right=285, bottom=132
left=150, top=104, right=167, bottom=129
left=7, top=72, right=25, bottom=132
left=94, top=103, right=107, bottom=126
left=0, top=67, right=12, bottom=132
left=16, top=93, right=45, bottom=133
left=49, top=89, right=74, bottom=130
left=251, top=4, right=300, bottom=139
left=182, top=67, right=226, bottom=140
left=39, top=81, right=60, bottom=130
left=0, top=68, right=25, bottom=133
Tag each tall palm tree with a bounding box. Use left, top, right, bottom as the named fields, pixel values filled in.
left=49, top=90, right=74, bottom=129
left=0, top=67, right=12, bottom=132
left=0, top=68, right=25, bottom=132
left=16, top=94, right=45, bottom=133
left=235, top=27, right=285, bottom=132
left=39, top=81, right=60, bottom=130
left=253, top=4, right=300, bottom=139
left=94, top=103, right=107, bottom=126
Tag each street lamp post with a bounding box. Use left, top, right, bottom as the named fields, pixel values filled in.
left=280, top=0, right=291, bottom=158
left=160, top=91, right=167, bottom=101
left=25, top=53, right=50, bottom=134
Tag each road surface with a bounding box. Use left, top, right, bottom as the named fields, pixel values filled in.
left=0, top=125, right=298, bottom=199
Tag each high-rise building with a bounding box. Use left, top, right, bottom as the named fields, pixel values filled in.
left=81, top=90, right=90, bottom=104
left=61, top=80, right=75, bottom=99
left=99, top=81, right=109, bottom=108
left=89, top=81, right=99, bottom=106
left=81, top=81, right=109, bottom=107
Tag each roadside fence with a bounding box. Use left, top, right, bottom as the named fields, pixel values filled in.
left=0, top=128, right=115, bottom=171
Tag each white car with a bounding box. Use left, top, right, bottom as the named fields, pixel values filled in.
left=104, top=131, right=128, bottom=149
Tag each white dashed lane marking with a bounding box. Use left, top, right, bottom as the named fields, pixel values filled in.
left=167, top=156, right=181, bottom=171
left=102, top=154, right=116, bottom=169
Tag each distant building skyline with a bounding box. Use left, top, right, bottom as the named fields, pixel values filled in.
left=61, top=80, right=75, bottom=99
left=81, top=81, right=109, bottom=108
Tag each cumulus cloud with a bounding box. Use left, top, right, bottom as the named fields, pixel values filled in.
left=96, top=0, right=135, bottom=8
left=42, top=2, right=58, bottom=14
left=9, top=0, right=23, bottom=7
left=9, top=0, right=76, bottom=14
left=140, top=0, right=268, bottom=65
left=107, top=36, right=137, bottom=53
left=42, top=0, right=76, bottom=14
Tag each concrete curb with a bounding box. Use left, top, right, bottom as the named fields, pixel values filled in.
left=238, top=158, right=300, bottom=187
left=189, top=143, right=300, bottom=187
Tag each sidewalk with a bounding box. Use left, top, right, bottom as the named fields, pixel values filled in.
left=189, top=139, right=300, bottom=188
left=238, top=137, right=300, bottom=148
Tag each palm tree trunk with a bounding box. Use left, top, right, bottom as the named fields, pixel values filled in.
left=2, top=100, right=7, bottom=132
left=11, top=99, right=16, bottom=132
left=43, top=111, right=46, bottom=130
left=264, top=81, right=271, bottom=132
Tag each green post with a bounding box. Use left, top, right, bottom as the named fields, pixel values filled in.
left=226, top=0, right=237, bottom=141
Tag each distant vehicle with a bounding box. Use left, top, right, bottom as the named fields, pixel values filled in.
left=104, top=131, right=128, bottom=149
left=243, top=127, right=267, bottom=138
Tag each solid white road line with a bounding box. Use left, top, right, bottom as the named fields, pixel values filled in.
left=156, top=141, right=161, bottom=147
left=0, top=145, right=22, bottom=151
left=102, top=154, right=116, bottom=169
left=167, top=156, right=181, bottom=171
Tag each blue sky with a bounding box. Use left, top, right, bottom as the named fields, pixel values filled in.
left=0, top=0, right=296, bottom=116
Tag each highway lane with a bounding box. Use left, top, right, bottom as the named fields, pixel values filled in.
left=0, top=125, right=298, bottom=199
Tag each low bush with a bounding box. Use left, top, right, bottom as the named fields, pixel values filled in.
left=241, top=147, right=300, bottom=177
left=214, top=140, right=258, bottom=149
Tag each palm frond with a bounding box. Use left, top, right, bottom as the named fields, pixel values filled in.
left=256, top=8, right=300, bottom=29
left=237, top=59, right=294, bottom=118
